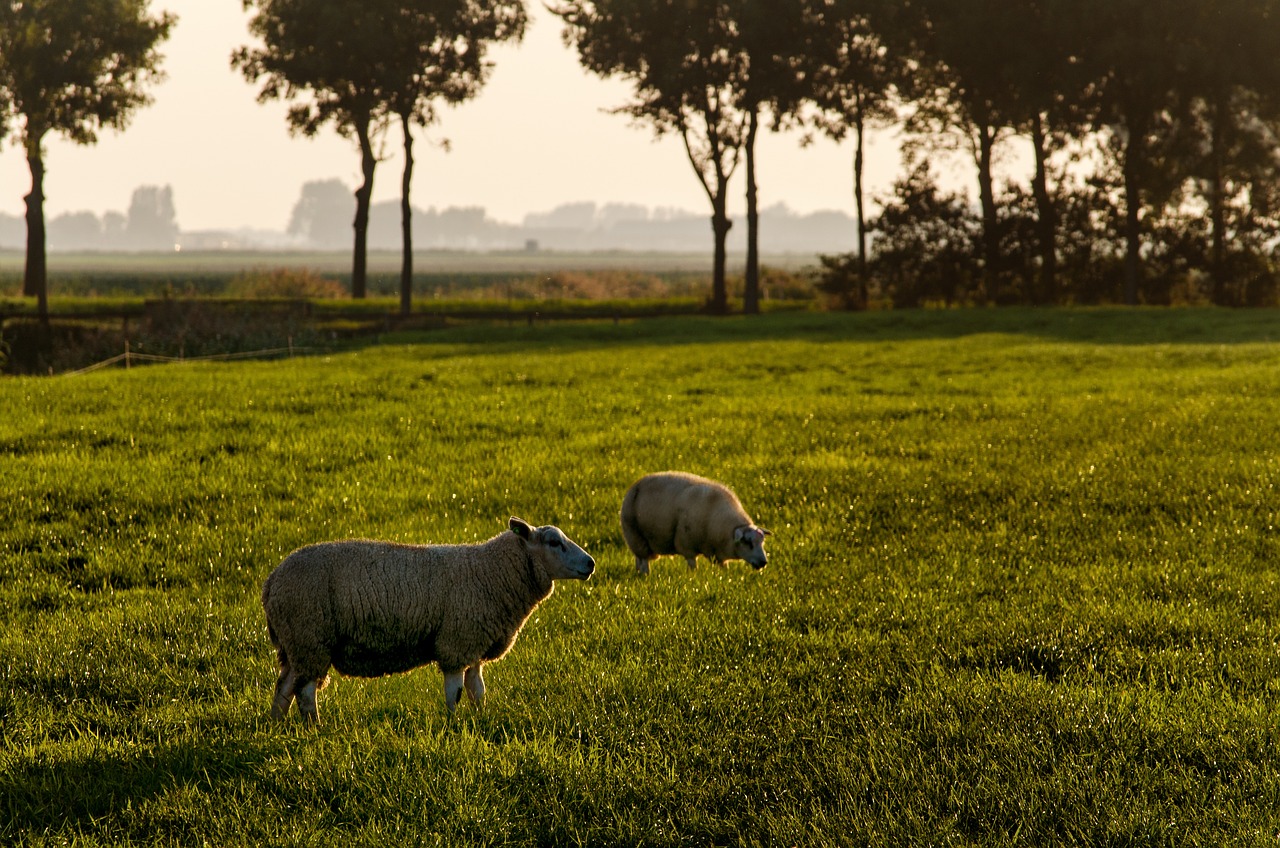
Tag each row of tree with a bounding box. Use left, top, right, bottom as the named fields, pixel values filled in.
left=5, top=0, right=1280, bottom=318
left=555, top=0, right=1280, bottom=309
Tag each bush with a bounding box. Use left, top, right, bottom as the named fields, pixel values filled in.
left=226, top=267, right=346, bottom=299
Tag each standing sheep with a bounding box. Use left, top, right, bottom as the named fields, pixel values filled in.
left=620, top=471, right=770, bottom=575
left=261, top=516, right=594, bottom=723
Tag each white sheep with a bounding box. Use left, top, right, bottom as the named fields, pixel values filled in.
left=261, top=516, right=595, bottom=723
left=620, top=471, right=770, bottom=575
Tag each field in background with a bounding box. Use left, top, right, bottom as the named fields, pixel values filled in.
left=0, top=250, right=822, bottom=373
left=3, top=309, right=1280, bottom=844
left=0, top=247, right=821, bottom=282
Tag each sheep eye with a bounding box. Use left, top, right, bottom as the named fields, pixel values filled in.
left=547, top=536, right=563, bottom=549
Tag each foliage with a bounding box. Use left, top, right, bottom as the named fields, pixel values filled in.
left=4, top=311, right=1280, bottom=844
left=554, top=0, right=750, bottom=314
left=226, top=267, right=347, bottom=299
left=0, top=0, right=174, bottom=306
left=863, top=157, right=981, bottom=307
left=234, top=0, right=389, bottom=299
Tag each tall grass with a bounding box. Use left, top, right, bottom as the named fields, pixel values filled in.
left=2, top=309, right=1280, bottom=845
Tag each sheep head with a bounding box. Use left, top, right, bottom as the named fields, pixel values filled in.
left=733, top=525, right=770, bottom=570
left=509, top=516, right=595, bottom=580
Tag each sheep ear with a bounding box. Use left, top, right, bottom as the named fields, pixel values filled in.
left=509, top=517, right=534, bottom=540
left=759, top=527, right=772, bottom=537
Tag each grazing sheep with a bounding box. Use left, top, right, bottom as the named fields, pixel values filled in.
left=261, top=516, right=595, bottom=723
left=620, top=471, right=770, bottom=575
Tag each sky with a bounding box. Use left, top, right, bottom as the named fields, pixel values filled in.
left=0, top=1, right=909, bottom=234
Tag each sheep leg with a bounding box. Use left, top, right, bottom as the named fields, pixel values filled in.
left=635, top=556, right=650, bottom=576
left=443, top=670, right=465, bottom=714
left=684, top=555, right=697, bottom=570
left=296, top=680, right=320, bottom=724
left=464, top=665, right=486, bottom=708
left=271, top=667, right=298, bottom=720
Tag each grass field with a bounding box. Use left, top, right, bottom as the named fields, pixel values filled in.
left=3, top=308, right=1280, bottom=845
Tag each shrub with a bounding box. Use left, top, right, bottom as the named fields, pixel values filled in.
left=226, top=267, right=347, bottom=299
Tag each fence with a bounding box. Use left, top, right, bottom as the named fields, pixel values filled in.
left=65, top=340, right=308, bottom=376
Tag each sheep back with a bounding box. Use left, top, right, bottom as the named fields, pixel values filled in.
left=262, top=530, right=552, bottom=679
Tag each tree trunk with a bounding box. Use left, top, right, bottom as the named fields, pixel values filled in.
left=1207, top=95, right=1228, bottom=305
left=853, top=104, right=868, bottom=309
left=1122, top=125, right=1143, bottom=306
left=1030, top=113, right=1058, bottom=305
left=399, top=112, right=414, bottom=318
left=710, top=195, right=732, bottom=315
left=23, top=135, right=49, bottom=329
left=743, top=105, right=760, bottom=315
left=676, top=102, right=740, bottom=315
left=976, top=123, right=999, bottom=304
left=352, top=117, right=377, bottom=300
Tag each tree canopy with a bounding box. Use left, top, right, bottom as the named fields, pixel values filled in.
left=0, top=0, right=174, bottom=320
left=555, top=0, right=750, bottom=313
left=236, top=0, right=526, bottom=305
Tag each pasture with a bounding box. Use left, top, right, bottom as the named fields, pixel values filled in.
left=3, top=308, right=1280, bottom=845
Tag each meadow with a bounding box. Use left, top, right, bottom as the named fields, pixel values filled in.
left=3, top=308, right=1280, bottom=845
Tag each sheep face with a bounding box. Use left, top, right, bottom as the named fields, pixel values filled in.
left=509, top=517, right=595, bottom=580
left=733, top=525, right=770, bottom=570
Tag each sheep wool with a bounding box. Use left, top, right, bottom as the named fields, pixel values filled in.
left=262, top=517, right=594, bottom=723
left=620, top=471, right=770, bottom=575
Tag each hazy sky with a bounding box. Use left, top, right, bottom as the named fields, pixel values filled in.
left=0, top=1, right=907, bottom=233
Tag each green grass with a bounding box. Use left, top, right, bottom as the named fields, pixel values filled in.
left=3, top=308, right=1280, bottom=845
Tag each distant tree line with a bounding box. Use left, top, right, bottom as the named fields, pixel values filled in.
left=0, top=185, right=179, bottom=252
left=287, top=178, right=855, bottom=253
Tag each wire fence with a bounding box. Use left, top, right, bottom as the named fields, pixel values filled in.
left=65, top=340, right=311, bottom=376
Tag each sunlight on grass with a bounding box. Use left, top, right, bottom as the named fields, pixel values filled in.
left=3, top=309, right=1280, bottom=844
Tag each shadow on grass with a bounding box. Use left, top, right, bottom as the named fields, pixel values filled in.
left=366, top=307, right=1280, bottom=355
left=0, top=735, right=272, bottom=840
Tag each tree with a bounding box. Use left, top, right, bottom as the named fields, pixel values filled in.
left=806, top=0, right=903, bottom=308
left=288, top=178, right=354, bottom=247
left=1178, top=0, right=1280, bottom=304
left=1081, top=0, right=1195, bottom=305
left=555, top=0, right=747, bottom=313
left=734, top=0, right=812, bottom=314
left=0, top=0, right=174, bottom=324
left=235, top=0, right=391, bottom=299
left=1000, top=0, right=1096, bottom=305
left=374, top=0, right=526, bottom=316
left=124, top=184, right=179, bottom=250
left=904, top=0, right=1042, bottom=304
left=867, top=155, right=981, bottom=307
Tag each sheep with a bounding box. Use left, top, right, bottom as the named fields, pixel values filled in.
left=261, top=516, right=595, bottom=723
left=620, top=471, right=770, bottom=575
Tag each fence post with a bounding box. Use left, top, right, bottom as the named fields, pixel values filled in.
left=124, top=339, right=131, bottom=370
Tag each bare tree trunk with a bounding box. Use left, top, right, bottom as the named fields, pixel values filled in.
left=976, top=123, right=999, bottom=304
left=853, top=105, right=868, bottom=308
left=1030, top=113, right=1058, bottom=305
left=677, top=99, right=741, bottom=316
left=352, top=117, right=376, bottom=300
left=710, top=196, right=732, bottom=315
left=1122, top=127, right=1143, bottom=306
left=23, top=137, right=48, bottom=329
left=1207, top=95, right=1228, bottom=305
left=399, top=112, right=414, bottom=318
left=743, top=105, right=760, bottom=315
